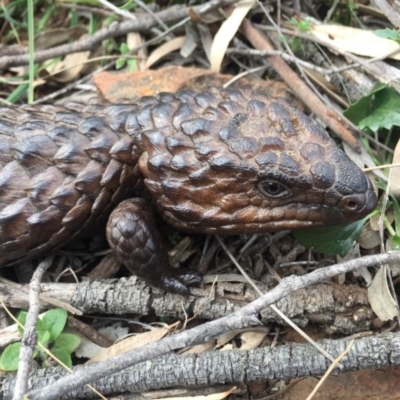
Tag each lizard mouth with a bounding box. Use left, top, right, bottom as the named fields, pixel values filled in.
left=160, top=178, right=377, bottom=235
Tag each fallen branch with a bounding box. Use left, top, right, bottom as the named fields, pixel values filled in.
left=0, top=276, right=373, bottom=349
left=23, top=251, right=400, bottom=400
left=3, top=330, right=400, bottom=399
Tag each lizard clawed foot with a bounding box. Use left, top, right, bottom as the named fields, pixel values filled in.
left=159, top=270, right=203, bottom=295
left=106, top=198, right=204, bottom=294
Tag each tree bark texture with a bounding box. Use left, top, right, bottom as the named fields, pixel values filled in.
left=2, top=331, right=400, bottom=399
left=0, top=276, right=372, bottom=340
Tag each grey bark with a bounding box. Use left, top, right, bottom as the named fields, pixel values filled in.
left=0, top=276, right=373, bottom=339
left=2, top=331, right=400, bottom=399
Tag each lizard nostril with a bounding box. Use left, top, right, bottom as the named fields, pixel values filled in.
left=345, top=199, right=359, bottom=210
left=339, top=194, right=364, bottom=212
left=340, top=188, right=377, bottom=214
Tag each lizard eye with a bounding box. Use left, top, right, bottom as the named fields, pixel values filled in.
left=258, top=180, right=290, bottom=198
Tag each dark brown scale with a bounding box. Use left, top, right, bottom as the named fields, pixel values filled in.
left=0, top=87, right=377, bottom=294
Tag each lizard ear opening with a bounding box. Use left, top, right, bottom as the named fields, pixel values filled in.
left=258, top=180, right=291, bottom=199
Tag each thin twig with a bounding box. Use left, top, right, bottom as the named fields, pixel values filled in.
left=134, top=0, right=170, bottom=31
left=97, top=0, right=137, bottom=21
left=12, top=256, right=53, bottom=400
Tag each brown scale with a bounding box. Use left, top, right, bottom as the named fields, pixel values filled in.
left=0, top=87, right=377, bottom=294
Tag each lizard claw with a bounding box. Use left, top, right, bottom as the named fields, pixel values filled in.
left=160, top=270, right=203, bottom=295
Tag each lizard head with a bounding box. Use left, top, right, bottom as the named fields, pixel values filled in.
left=132, top=88, right=377, bottom=234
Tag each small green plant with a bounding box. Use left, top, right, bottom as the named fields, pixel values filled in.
left=344, top=83, right=400, bottom=133
left=116, top=42, right=137, bottom=72
left=284, top=17, right=312, bottom=53
left=0, top=308, right=80, bottom=371
left=287, top=16, right=312, bottom=33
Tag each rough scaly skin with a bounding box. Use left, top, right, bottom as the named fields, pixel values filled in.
left=0, top=87, right=377, bottom=292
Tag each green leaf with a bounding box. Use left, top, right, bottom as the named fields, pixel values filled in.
left=374, top=28, right=400, bottom=44
left=287, top=17, right=312, bottom=33
left=48, top=348, right=72, bottom=368
left=38, top=330, right=51, bottom=348
left=116, top=58, right=126, bottom=70
left=120, top=42, right=129, bottom=55
left=293, top=218, right=368, bottom=256
left=0, top=342, right=21, bottom=371
left=17, top=311, right=28, bottom=336
left=391, top=235, right=400, bottom=250
left=393, top=197, right=400, bottom=235
left=344, top=84, right=400, bottom=132
left=41, top=308, right=67, bottom=341
left=127, top=58, right=137, bottom=73
left=343, top=83, right=386, bottom=125
left=52, top=333, right=81, bottom=354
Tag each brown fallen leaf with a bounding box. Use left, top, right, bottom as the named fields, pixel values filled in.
left=93, top=66, right=212, bottom=101
left=94, top=66, right=305, bottom=109
left=238, top=330, right=268, bottom=350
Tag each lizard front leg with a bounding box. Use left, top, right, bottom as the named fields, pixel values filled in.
left=106, top=198, right=203, bottom=295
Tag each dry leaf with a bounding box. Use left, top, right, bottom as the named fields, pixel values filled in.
left=210, top=0, right=255, bottom=72
left=145, top=36, right=186, bottom=69
left=311, top=24, right=400, bottom=61
left=181, top=23, right=199, bottom=58
left=304, top=67, right=348, bottom=107
left=220, top=343, right=234, bottom=351
left=157, top=386, right=236, bottom=400
left=216, top=331, right=239, bottom=347
left=203, top=273, right=249, bottom=284
left=182, top=341, right=216, bottom=354
left=389, top=139, right=400, bottom=199
left=239, top=331, right=267, bottom=350
left=48, top=50, right=91, bottom=83
left=368, top=264, right=397, bottom=321
left=86, top=323, right=178, bottom=363
left=127, top=31, right=147, bottom=71
left=198, top=23, right=213, bottom=62
left=35, top=26, right=87, bottom=50
left=74, top=324, right=129, bottom=359
left=358, top=223, right=381, bottom=250
left=93, top=67, right=212, bottom=101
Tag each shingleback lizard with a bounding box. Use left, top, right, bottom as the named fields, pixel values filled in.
left=0, top=87, right=377, bottom=293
